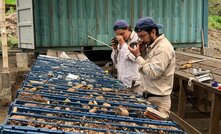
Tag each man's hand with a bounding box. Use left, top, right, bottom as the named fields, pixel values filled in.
left=116, top=35, right=125, bottom=46
left=128, top=42, right=141, bottom=58
left=111, top=39, right=118, bottom=50
left=111, top=38, right=118, bottom=50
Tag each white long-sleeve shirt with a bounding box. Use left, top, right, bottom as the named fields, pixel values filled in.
left=111, top=31, right=140, bottom=88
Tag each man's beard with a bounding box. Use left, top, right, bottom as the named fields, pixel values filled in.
left=140, top=37, right=154, bottom=57
left=147, top=36, right=154, bottom=46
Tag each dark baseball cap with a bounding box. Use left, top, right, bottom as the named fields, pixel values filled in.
left=135, top=17, right=163, bottom=32
left=113, top=20, right=129, bottom=31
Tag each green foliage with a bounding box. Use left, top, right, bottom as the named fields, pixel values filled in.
left=209, top=0, right=221, bottom=30
left=0, top=37, right=18, bottom=48
left=209, top=0, right=221, bottom=15
left=8, top=36, right=18, bottom=48
left=209, top=15, right=221, bottom=30
left=5, top=0, right=16, bottom=5
left=6, top=7, right=16, bottom=15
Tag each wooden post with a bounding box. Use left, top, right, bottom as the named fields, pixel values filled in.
left=201, top=29, right=205, bottom=55
left=209, top=93, right=221, bottom=134
left=0, top=0, right=9, bottom=71
left=170, top=112, right=201, bottom=134
left=0, top=0, right=11, bottom=103
left=177, top=79, right=187, bottom=118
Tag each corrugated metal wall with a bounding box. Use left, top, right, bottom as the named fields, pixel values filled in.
left=33, top=0, right=208, bottom=50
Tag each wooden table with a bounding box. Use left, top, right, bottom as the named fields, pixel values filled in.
left=175, top=51, right=221, bottom=134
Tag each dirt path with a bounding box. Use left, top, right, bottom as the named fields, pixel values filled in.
left=0, top=106, right=8, bottom=123
left=0, top=55, right=17, bottom=123
left=208, top=29, right=221, bottom=51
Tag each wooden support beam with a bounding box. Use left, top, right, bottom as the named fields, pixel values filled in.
left=75, top=52, right=89, bottom=61
left=209, top=93, right=221, bottom=134
left=170, top=112, right=201, bottom=134
left=0, top=0, right=11, bottom=101
left=0, top=0, right=9, bottom=72
left=175, top=52, right=221, bottom=133
left=194, top=85, right=207, bottom=112
left=177, top=79, right=187, bottom=118
left=201, top=29, right=205, bottom=55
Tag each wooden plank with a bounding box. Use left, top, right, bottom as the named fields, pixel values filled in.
left=169, top=112, right=201, bottom=134
left=192, top=85, right=212, bottom=112
left=177, top=50, right=221, bottom=82
left=66, top=52, right=78, bottom=60
left=177, top=79, right=187, bottom=119
left=194, top=85, right=207, bottom=112
left=175, top=71, right=221, bottom=95
left=207, top=91, right=215, bottom=102
left=213, top=75, right=221, bottom=83
left=176, top=63, right=221, bottom=77
left=176, top=51, right=221, bottom=64
left=176, top=55, right=195, bottom=62
left=75, top=52, right=89, bottom=61
left=47, top=49, right=58, bottom=57
left=1, top=0, right=9, bottom=72
left=209, top=93, right=221, bottom=134
left=176, top=59, right=213, bottom=71
left=176, top=57, right=204, bottom=64
left=176, top=68, right=221, bottom=83
left=46, top=50, right=88, bottom=61
left=175, top=52, right=221, bottom=134
left=201, top=29, right=205, bottom=55
left=190, top=64, right=221, bottom=76
left=0, top=49, right=21, bottom=54
left=176, top=53, right=221, bottom=71
left=57, top=51, right=63, bottom=57
left=197, top=60, right=221, bottom=68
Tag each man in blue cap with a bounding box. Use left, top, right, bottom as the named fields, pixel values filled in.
left=111, top=20, right=140, bottom=91
left=128, top=17, right=175, bottom=119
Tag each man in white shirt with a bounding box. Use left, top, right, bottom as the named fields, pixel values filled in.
left=128, top=17, right=175, bottom=119
left=111, top=20, right=140, bottom=90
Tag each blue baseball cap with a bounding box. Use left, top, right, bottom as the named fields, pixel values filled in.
left=113, top=20, right=129, bottom=31
left=135, top=17, right=163, bottom=32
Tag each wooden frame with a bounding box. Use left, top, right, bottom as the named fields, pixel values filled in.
left=175, top=66, right=221, bottom=134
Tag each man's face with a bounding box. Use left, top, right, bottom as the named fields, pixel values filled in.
left=115, top=29, right=130, bottom=41
left=137, top=31, right=154, bottom=46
